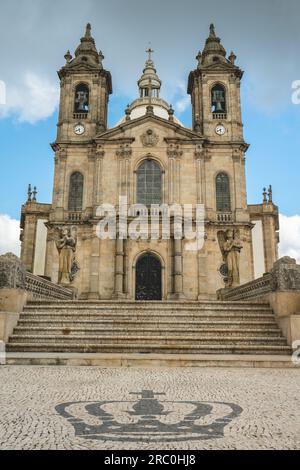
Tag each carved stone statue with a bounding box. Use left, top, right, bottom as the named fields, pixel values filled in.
left=218, top=229, right=243, bottom=288
left=56, top=227, right=78, bottom=285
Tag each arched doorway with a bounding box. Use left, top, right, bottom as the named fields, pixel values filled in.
left=135, top=253, right=162, bottom=301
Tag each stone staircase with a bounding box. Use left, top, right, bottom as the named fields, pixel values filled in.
left=6, top=300, right=291, bottom=355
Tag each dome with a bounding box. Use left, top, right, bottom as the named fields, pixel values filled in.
left=114, top=49, right=184, bottom=127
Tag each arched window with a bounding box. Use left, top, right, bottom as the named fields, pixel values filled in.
left=74, top=83, right=89, bottom=113
left=68, top=172, right=84, bottom=211
left=211, top=84, right=226, bottom=113
left=136, top=159, right=162, bottom=206
left=216, top=172, right=231, bottom=212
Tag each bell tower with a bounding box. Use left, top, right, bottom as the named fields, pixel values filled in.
left=187, top=24, right=244, bottom=142
left=56, top=23, right=112, bottom=143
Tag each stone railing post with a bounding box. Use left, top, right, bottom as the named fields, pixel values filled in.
left=0, top=253, right=27, bottom=342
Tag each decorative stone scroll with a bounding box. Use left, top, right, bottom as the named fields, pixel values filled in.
left=167, top=143, right=183, bottom=159
left=116, top=144, right=132, bottom=159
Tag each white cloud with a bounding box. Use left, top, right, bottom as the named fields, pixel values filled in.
left=279, top=213, right=300, bottom=263
left=0, top=1, right=299, bottom=123
left=0, top=72, right=59, bottom=124
left=0, top=214, right=21, bottom=257
left=173, top=81, right=191, bottom=115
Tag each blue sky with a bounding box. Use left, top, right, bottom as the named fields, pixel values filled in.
left=0, top=0, right=299, bottom=259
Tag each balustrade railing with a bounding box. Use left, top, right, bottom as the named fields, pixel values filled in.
left=68, top=212, right=82, bottom=222
left=212, top=113, right=227, bottom=120
left=73, top=113, right=88, bottom=120
left=217, top=212, right=232, bottom=222
left=25, top=272, right=74, bottom=300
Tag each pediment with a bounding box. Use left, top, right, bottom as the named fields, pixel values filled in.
left=95, top=113, right=203, bottom=143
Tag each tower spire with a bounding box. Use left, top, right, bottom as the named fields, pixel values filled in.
left=72, top=22, right=100, bottom=65
left=85, top=23, right=92, bottom=38
left=146, top=46, right=154, bottom=62
left=209, top=23, right=216, bottom=38
left=201, top=23, right=226, bottom=65
left=137, top=48, right=161, bottom=99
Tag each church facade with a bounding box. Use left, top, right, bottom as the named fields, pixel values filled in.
left=19, top=24, right=279, bottom=301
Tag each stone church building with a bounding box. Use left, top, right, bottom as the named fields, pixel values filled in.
left=19, top=24, right=279, bottom=301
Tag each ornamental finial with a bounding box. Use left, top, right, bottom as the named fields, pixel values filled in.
left=32, top=186, right=37, bottom=202
left=146, top=46, right=154, bottom=62
left=229, top=51, right=236, bottom=64
left=263, top=187, right=267, bottom=204
left=85, top=23, right=92, bottom=38
left=268, top=185, right=273, bottom=204
left=64, top=50, right=72, bottom=63
left=209, top=23, right=216, bottom=38
left=27, top=184, right=32, bottom=203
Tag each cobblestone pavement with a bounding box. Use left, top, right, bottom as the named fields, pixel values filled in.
left=0, top=366, right=299, bottom=450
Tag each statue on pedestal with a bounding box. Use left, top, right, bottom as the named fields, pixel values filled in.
left=218, top=229, right=243, bottom=288
left=56, top=227, right=79, bottom=285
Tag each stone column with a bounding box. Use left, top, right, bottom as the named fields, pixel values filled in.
left=86, top=150, right=95, bottom=213
left=195, top=144, right=204, bottom=205
left=113, top=237, right=125, bottom=298
left=167, top=144, right=183, bottom=204
left=116, top=143, right=132, bottom=201
left=88, top=233, right=100, bottom=299
left=94, top=145, right=105, bottom=210
left=52, top=148, right=67, bottom=221
left=173, top=238, right=185, bottom=299
left=195, top=145, right=208, bottom=299
left=168, top=156, right=175, bottom=203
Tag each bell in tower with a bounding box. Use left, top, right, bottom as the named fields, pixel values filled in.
left=56, top=23, right=112, bottom=141
left=211, top=85, right=226, bottom=113
left=187, top=24, right=243, bottom=139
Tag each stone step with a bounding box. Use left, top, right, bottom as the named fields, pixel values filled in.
left=8, top=299, right=290, bottom=358
left=23, top=305, right=273, bottom=313
left=6, top=343, right=292, bottom=355
left=25, top=300, right=270, bottom=307
left=5, top=352, right=296, bottom=367
left=9, top=334, right=287, bottom=345
left=16, top=319, right=279, bottom=329
left=20, top=313, right=276, bottom=322
left=13, top=327, right=283, bottom=337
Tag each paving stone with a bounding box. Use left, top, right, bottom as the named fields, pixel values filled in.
left=0, top=366, right=299, bottom=449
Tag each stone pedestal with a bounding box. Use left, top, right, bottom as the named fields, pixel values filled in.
left=0, top=253, right=27, bottom=342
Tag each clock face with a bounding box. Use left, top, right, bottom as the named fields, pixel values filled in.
left=215, top=124, right=225, bottom=135
left=74, top=124, right=85, bottom=135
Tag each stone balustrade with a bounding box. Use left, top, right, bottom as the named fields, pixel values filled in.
left=0, top=253, right=74, bottom=301
left=218, top=273, right=273, bottom=301
left=25, top=272, right=74, bottom=301
left=0, top=253, right=74, bottom=341
left=218, top=257, right=300, bottom=302
left=218, top=256, right=300, bottom=346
